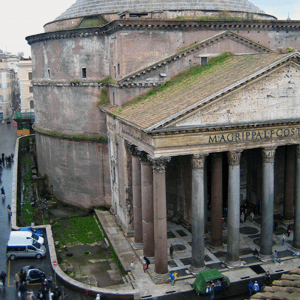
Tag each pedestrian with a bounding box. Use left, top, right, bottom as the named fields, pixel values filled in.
left=274, top=221, right=278, bottom=232
left=95, top=294, right=101, bottom=300
left=19, top=281, right=27, bottom=300
left=282, top=233, right=286, bottom=245
left=143, top=262, right=147, bottom=272
left=7, top=206, right=11, bottom=221
left=240, top=212, right=245, bottom=223
left=253, top=281, right=259, bottom=293
left=14, top=271, right=20, bottom=288
left=273, top=250, right=278, bottom=264
left=130, top=261, right=134, bottom=270
left=221, top=277, right=227, bottom=295
left=250, top=211, right=254, bottom=222
left=287, top=225, right=291, bottom=237
left=170, top=244, right=174, bottom=259
left=1, top=187, right=5, bottom=195
left=144, top=256, right=150, bottom=270
left=210, top=283, right=215, bottom=300
left=0, top=271, right=7, bottom=287
left=248, top=280, right=254, bottom=296
left=264, top=271, right=271, bottom=286
left=20, top=269, right=26, bottom=284
left=170, top=271, right=175, bottom=286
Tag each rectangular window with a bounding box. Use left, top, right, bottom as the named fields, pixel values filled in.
left=29, top=86, right=33, bottom=93
left=201, top=57, right=208, bottom=66
left=118, top=63, right=120, bottom=76
left=28, top=72, right=32, bottom=80
left=114, top=66, right=116, bottom=79
left=82, top=68, right=86, bottom=79
left=113, top=92, right=115, bottom=105
left=47, top=69, right=50, bottom=79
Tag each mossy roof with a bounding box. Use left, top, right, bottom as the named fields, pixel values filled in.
left=101, top=52, right=292, bottom=131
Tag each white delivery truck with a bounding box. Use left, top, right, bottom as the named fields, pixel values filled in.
left=10, top=230, right=44, bottom=244
left=6, top=235, right=46, bottom=260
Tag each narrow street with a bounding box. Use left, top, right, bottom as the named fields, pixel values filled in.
left=0, top=117, right=17, bottom=299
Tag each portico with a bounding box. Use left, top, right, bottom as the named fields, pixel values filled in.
left=101, top=52, right=300, bottom=278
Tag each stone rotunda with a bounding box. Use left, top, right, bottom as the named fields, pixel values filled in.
left=27, top=0, right=300, bottom=279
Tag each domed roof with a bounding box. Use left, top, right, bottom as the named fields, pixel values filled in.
left=55, top=0, right=265, bottom=20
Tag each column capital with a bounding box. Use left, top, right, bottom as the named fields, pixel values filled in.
left=262, top=147, right=277, bottom=163
left=227, top=150, right=242, bottom=166
left=148, top=156, right=171, bottom=173
left=191, top=154, right=208, bottom=169
left=127, top=142, right=139, bottom=156
left=296, top=145, right=300, bottom=158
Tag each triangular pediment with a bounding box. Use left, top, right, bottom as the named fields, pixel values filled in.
left=168, top=61, right=300, bottom=129
left=119, top=31, right=272, bottom=86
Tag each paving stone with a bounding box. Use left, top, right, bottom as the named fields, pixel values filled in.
left=180, top=257, right=191, bottom=265
left=240, top=247, right=254, bottom=256
left=249, top=264, right=266, bottom=274
left=240, top=226, right=259, bottom=234
left=167, top=231, right=176, bottom=239
left=274, top=227, right=287, bottom=235
left=277, top=249, right=294, bottom=258
left=206, top=262, right=226, bottom=270
left=168, top=260, right=178, bottom=267
left=177, top=230, right=188, bottom=237
left=173, top=244, right=186, bottom=251
left=242, top=256, right=261, bottom=264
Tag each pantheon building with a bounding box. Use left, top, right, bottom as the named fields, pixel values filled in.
left=27, top=0, right=300, bottom=277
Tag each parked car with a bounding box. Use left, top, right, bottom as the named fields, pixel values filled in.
left=21, top=266, right=45, bottom=284
left=19, top=227, right=44, bottom=237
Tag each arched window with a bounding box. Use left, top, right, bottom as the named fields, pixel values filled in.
left=30, top=100, right=34, bottom=109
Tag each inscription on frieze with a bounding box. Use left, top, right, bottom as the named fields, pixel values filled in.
left=208, top=127, right=300, bottom=144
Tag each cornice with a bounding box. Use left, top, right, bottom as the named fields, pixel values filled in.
left=26, top=19, right=300, bottom=45
left=151, top=120, right=300, bottom=136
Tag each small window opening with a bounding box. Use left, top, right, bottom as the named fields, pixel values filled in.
left=114, top=66, right=116, bottom=79
left=118, top=64, right=120, bottom=76
left=47, top=69, right=50, bottom=79
left=201, top=57, right=208, bottom=66
left=82, top=68, right=86, bottom=79
left=113, top=92, right=115, bottom=105
left=28, top=72, right=32, bottom=80
left=29, top=86, right=33, bottom=93
left=30, top=100, right=34, bottom=109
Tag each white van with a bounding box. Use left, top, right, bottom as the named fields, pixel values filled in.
left=11, top=231, right=44, bottom=244
left=6, top=236, right=46, bottom=260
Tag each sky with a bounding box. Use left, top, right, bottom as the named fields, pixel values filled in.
left=0, top=0, right=299, bottom=58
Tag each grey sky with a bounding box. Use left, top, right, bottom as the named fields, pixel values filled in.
left=0, top=0, right=298, bottom=58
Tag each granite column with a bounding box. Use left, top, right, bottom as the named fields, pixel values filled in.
left=294, top=145, right=300, bottom=249
left=191, top=154, right=207, bottom=272
left=140, top=157, right=154, bottom=258
left=151, top=157, right=170, bottom=276
left=260, top=147, right=276, bottom=258
left=226, top=151, right=242, bottom=266
left=283, top=146, right=295, bottom=222
left=131, top=149, right=143, bottom=247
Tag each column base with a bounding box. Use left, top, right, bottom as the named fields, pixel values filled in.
left=132, top=242, right=143, bottom=250
left=208, top=243, right=225, bottom=252
left=225, top=259, right=243, bottom=268
left=189, top=265, right=206, bottom=275
left=258, top=253, right=273, bottom=262
left=152, top=271, right=170, bottom=284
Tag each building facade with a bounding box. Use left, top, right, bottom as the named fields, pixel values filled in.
left=17, top=59, right=34, bottom=113
left=0, top=59, right=17, bottom=120
left=26, top=0, right=300, bottom=277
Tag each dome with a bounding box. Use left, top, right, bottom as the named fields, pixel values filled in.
left=55, top=0, right=265, bottom=21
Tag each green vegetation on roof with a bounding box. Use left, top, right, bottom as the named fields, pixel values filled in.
left=78, top=16, right=107, bottom=28
left=33, top=126, right=107, bottom=142
left=114, top=52, right=234, bottom=114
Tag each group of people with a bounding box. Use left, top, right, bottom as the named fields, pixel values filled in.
left=248, top=272, right=272, bottom=296
left=130, top=256, right=151, bottom=273
left=240, top=202, right=255, bottom=223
